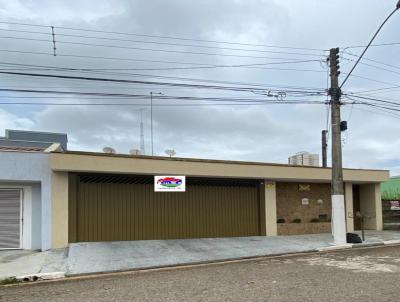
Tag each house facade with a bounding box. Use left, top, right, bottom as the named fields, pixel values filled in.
left=0, top=149, right=389, bottom=251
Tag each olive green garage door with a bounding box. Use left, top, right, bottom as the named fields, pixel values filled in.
left=69, top=174, right=265, bottom=243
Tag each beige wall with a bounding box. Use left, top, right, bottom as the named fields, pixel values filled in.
left=51, top=172, right=69, bottom=248
left=265, top=181, right=277, bottom=236
left=345, top=183, right=354, bottom=232
left=50, top=152, right=389, bottom=183
left=360, top=183, right=383, bottom=230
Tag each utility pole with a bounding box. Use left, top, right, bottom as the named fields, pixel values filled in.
left=328, top=47, right=346, bottom=245
left=322, top=130, right=328, bottom=168
left=325, top=3, right=400, bottom=245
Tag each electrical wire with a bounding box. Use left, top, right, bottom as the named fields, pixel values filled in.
left=0, top=21, right=325, bottom=52
left=344, top=94, right=400, bottom=107
left=340, top=7, right=399, bottom=88
left=0, top=34, right=325, bottom=59
left=0, top=27, right=325, bottom=56
left=0, top=61, right=326, bottom=91
left=0, top=71, right=326, bottom=95
left=0, top=61, right=325, bottom=92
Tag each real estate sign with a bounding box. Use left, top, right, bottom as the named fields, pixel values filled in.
left=390, top=200, right=400, bottom=211
left=154, top=176, right=186, bottom=192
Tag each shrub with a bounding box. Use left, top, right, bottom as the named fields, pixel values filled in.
left=0, top=277, right=19, bottom=285
left=277, top=218, right=286, bottom=223
left=292, top=218, right=302, bottom=223
left=310, top=218, right=320, bottom=223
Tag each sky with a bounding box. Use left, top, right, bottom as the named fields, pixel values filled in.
left=0, top=0, right=399, bottom=175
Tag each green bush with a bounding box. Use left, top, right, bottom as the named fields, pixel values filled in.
left=277, top=218, right=286, bottom=223
left=310, top=218, right=320, bottom=223
left=0, top=277, right=19, bottom=285
left=292, top=218, right=302, bottom=223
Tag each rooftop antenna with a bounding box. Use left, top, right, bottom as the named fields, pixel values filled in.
left=139, top=109, right=145, bottom=155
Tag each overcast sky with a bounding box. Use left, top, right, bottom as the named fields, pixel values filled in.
left=0, top=0, right=399, bottom=175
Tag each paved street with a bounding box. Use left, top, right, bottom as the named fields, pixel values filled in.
left=1, top=245, right=400, bottom=302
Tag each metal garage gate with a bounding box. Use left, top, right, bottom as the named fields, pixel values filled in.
left=69, top=174, right=263, bottom=243
left=0, top=189, right=22, bottom=249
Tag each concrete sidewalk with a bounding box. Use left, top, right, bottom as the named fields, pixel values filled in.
left=1, top=231, right=400, bottom=280
left=0, top=249, right=67, bottom=280
left=66, top=230, right=400, bottom=276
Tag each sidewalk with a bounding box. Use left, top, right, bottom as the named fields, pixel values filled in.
left=1, top=231, right=400, bottom=281
left=0, top=249, right=67, bottom=281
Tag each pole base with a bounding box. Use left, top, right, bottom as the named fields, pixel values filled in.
left=332, top=194, right=346, bottom=245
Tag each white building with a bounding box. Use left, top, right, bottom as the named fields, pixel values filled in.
left=288, top=151, right=319, bottom=167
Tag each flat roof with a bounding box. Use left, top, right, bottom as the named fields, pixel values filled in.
left=49, top=151, right=389, bottom=183
left=60, top=150, right=388, bottom=172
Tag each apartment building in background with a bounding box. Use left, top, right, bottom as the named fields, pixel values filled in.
left=288, top=151, right=319, bottom=167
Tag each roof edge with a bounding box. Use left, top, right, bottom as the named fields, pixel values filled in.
left=56, top=150, right=389, bottom=172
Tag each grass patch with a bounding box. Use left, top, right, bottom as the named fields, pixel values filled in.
left=0, top=277, right=20, bottom=285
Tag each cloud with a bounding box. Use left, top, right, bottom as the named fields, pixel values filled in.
left=0, top=0, right=123, bottom=23
left=0, top=0, right=399, bottom=174
left=0, top=108, right=34, bottom=131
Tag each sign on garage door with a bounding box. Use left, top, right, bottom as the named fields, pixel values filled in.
left=0, top=189, right=22, bottom=249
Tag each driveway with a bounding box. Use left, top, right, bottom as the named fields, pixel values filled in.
left=0, top=249, right=66, bottom=280
left=66, top=230, right=400, bottom=276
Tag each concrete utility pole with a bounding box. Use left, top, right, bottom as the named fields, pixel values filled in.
left=329, top=48, right=346, bottom=245
left=328, top=2, right=400, bottom=245
left=322, top=130, right=328, bottom=168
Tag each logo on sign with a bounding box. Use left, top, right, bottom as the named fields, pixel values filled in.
left=155, top=176, right=186, bottom=192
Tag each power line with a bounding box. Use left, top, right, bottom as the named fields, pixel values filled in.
left=0, top=48, right=325, bottom=73
left=0, top=101, right=326, bottom=107
left=0, top=20, right=325, bottom=52
left=340, top=7, right=400, bottom=88
left=352, top=105, right=400, bottom=120
left=0, top=61, right=325, bottom=91
left=349, top=85, right=400, bottom=95
left=344, top=94, right=400, bottom=107
left=341, top=56, right=400, bottom=77
left=0, top=60, right=325, bottom=73
left=0, top=28, right=321, bottom=56
left=344, top=41, right=400, bottom=49
left=0, top=71, right=326, bottom=95
left=0, top=87, right=325, bottom=101
left=342, top=50, right=400, bottom=71
left=0, top=35, right=326, bottom=60
left=341, top=72, right=400, bottom=87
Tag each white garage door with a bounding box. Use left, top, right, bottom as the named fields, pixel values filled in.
left=0, top=189, right=22, bottom=249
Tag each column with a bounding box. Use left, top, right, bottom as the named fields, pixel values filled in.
left=51, top=171, right=69, bottom=248
left=265, top=181, right=277, bottom=236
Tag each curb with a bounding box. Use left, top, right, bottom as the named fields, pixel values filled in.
left=16, top=272, right=65, bottom=282
left=317, top=244, right=352, bottom=252
left=383, top=240, right=400, bottom=245
left=65, top=249, right=320, bottom=277
left=3, top=242, right=400, bottom=287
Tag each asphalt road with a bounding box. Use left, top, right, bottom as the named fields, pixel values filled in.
left=1, top=245, right=400, bottom=302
